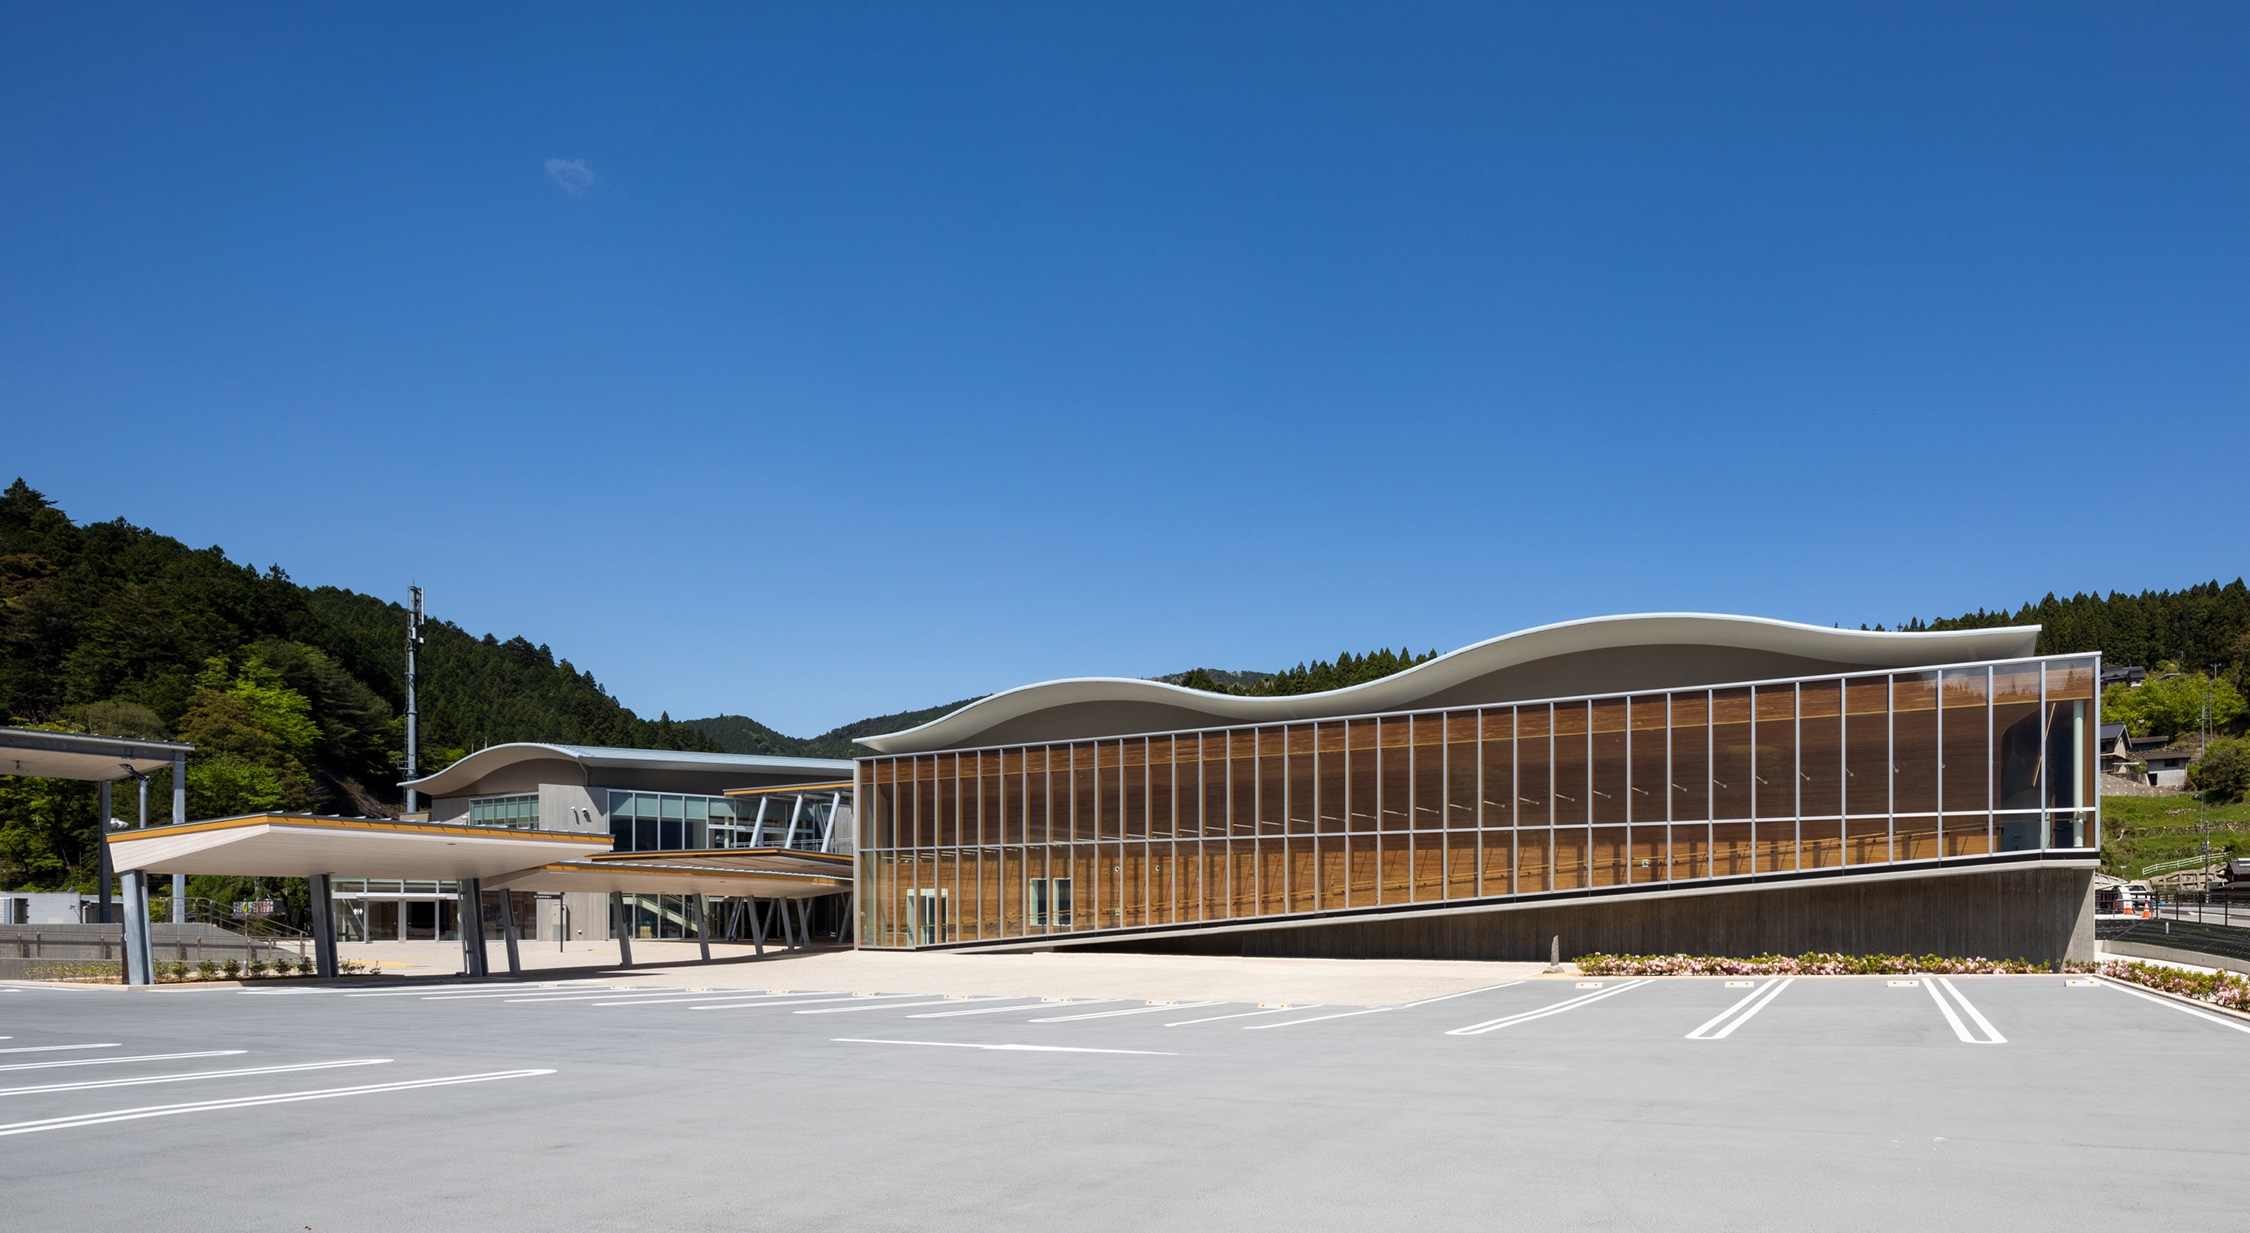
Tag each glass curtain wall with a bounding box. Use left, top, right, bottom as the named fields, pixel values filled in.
left=859, top=655, right=2098, bottom=948
left=606, top=790, right=849, bottom=854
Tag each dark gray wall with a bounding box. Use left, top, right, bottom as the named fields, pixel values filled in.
left=1059, top=866, right=2098, bottom=964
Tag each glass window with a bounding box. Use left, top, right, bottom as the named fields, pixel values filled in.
left=1413, top=714, right=1445, bottom=831
left=1711, top=689, right=1753, bottom=821
left=1346, top=720, right=1378, bottom=832
left=1892, top=673, right=1939, bottom=815
left=1629, top=696, right=1666, bottom=824
left=1845, top=676, right=1889, bottom=816
left=1668, top=693, right=1708, bottom=822
left=1941, top=669, right=1989, bottom=815
left=1378, top=716, right=1412, bottom=832
left=1517, top=705, right=1552, bottom=823
left=1993, top=664, right=2042, bottom=811
left=1316, top=723, right=1347, bottom=834
left=1590, top=698, right=1628, bottom=825
left=2046, top=659, right=2095, bottom=814
left=1480, top=710, right=1513, bottom=829
left=1445, top=712, right=1478, bottom=830
left=1753, top=685, right=1796, bottom=820
left=1799, top=680, right=1843, bottom=819
left=1553, top=702, right=1589, bottom=826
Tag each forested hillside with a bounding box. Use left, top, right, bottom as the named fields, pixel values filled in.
left=0, top=479, right=713, bottom=891
left=1902, top=580, right=2250, bottom=691
left=688, top=699, right=983, bottom=760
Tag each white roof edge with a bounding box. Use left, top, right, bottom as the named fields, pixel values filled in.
left=856, top=613, right=2044, bottom=755
left=400, top=742, right=855, bottom=797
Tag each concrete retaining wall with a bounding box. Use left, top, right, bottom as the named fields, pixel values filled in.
left=1068, top=865, right=2098, bottom=964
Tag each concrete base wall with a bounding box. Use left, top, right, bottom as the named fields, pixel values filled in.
left=1065, top=865, right=2098, bottom=964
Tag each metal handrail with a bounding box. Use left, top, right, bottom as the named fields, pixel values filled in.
left=2140, top=853, right=2221, bottom=877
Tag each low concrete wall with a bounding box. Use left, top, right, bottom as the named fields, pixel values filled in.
left=1070, top=864, right=2098, bottom=964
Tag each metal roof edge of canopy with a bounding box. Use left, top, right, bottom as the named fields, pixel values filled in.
left=485, top=860, right=850, bottom=898
left=1, top=727, right=196, bottom=781
left=397, top=743, right=856, bottom=798
left=107, top=813, right=615, bottom=847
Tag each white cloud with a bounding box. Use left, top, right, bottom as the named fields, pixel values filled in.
left=545, top=158, right=595, bottom=195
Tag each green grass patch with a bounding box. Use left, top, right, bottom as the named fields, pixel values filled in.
left=2099, top=794, right=2250, bottom=877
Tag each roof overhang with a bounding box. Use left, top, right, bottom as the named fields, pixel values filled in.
left=106, top=815, right=613, bottom=879
left=590, top=847, right=852, bottom=879
left=399, top=743, right=854, bottom=798
left=857, top=613, right=2044, bottom=755
left=1, top=728, right=194, bottom=782
left=486, top=860, right=849, bottom=899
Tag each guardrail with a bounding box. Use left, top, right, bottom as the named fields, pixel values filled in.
left=2140, top=854, right=2222, bottom=877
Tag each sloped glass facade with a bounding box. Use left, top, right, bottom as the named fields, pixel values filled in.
left=856, top=655, right=2098, bottom=948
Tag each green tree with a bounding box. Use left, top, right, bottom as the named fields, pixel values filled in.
left=2189, top=738, right=2250, bottom=804
left=2102, top=673, right=2245, bottom=739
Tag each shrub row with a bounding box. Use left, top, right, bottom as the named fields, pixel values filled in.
left=1573, top=952, right=2085, bottom=976
left=28, top=956, right=374, bottom=982
left=2099, top=960, right=2250, bottom=1012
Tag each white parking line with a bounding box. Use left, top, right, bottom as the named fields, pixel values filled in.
left=0, top=1044, right=120, bottom=1056
left=346, top=983, right=612, bottom=998
left=799, top=997, right=1029, bottom=1016
left=1165, top=1005, right=1314, bottom=1027
left=690, top=994, right=926, bottom=1012
left=1029, top=1002, right=1221, bottom=1023
left=911, top=1000, right=1118, bottom=1019
left=1446, top=980, right=1651, bottom=1036
left=430, top=987, right=674, bottom=1002
left=1926, top=978, right=2005, bottom=1044
left=0, top=1051, right=245, bottom=1074
left=0, top=1069, right=556, bottom=1136
left=1244, top=1006, right=1395, bottom=1030
left=565, top=990, right=841, bottom=1007
left=2098, top=978, right=2250, bottom=1034
left=833, top=1039, right=1175, bottom=1056
left=1398, top=981, right=1528, bottom=1008
left=1686, top=978, right=1793, bottom=1040
left=0, top=1058, right=391, bottom=1097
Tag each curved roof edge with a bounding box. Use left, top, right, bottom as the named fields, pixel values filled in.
left=856, top=613, right=2042, bottom=756
left=400, top=742, right=855, bottom=799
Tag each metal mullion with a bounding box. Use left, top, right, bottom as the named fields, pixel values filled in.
left=1886, top=676, right=1895, bottom=865
left=1792, top=682, right=1802, bottom=871
left=2038, top=661, right=2049, bottom=850
left=1705, top=689, right=1714, bottom=879
left=1512, top=705, right=1521, bottom=895
left=1474, top=709, right=1486, bottom=898
left=1984, top=669, right=1993, bottom=854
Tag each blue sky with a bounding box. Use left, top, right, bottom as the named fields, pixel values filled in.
left=4, top=4, right=2244, bottom=736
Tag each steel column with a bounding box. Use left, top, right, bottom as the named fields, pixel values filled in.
left=97, top=779, right=114, bottom=925
left=120, top=869, right=152, bottom=985
left=170, top=753, right=186, bottom=924
left=458, top=877, right=487, bottom=977
left=308, top=873, right=338, bottom=978
left=695, top=894, right=711, bottom=962
left=498, top=886, right=522, bottom=977
left=748, top=897, right=767, bottom=956
left=612, top=892, right=633, bottom=966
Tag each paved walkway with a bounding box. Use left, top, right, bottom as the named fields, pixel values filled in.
left=331, top=939, right=1550, bottom=1005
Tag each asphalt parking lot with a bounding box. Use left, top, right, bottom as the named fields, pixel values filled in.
left=4, top=972, right=2245, bottom=1231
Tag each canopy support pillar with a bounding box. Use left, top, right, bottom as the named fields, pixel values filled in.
left=611, top=892, right=633, bottom=967
left=498, top=886, right=521, bottom=977
left=308, top=873, right=338, bottom=978
left=749, top=897, right=767, bottom=956
left=169, top=754, right=185, bottom=924
left=97, top=779, right=114, bottom=925
left=120, top=869, right=153, bottom=985
left=695, top=894, right=711, bottom=962
left=458, top=877, right=488, bottom=977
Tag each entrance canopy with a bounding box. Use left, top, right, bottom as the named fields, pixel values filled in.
left=488, top=858, right=848, bottom=900
left=106, top=814, right=612, bottom=879
left=1, top=727, right=192, bottom=781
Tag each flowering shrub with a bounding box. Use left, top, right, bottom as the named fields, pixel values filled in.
left=1573, top=952, right=2081, bottom=976
left=2098, top=961, right=2250, bottom=1012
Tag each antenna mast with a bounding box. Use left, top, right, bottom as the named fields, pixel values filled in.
left=405, top=586, right=425, bottom=815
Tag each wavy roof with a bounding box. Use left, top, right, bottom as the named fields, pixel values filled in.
left=400, top=743, right=853, bottom=799
left=857, top=613, right=2041, bottom=755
